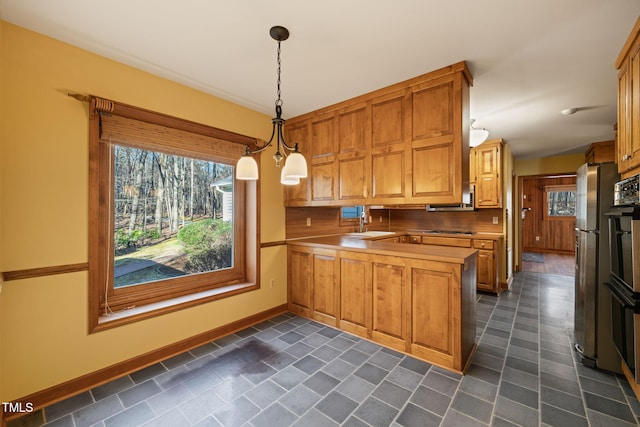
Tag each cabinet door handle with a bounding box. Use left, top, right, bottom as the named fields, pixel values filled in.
left=623, top=154, right=632, bottom=161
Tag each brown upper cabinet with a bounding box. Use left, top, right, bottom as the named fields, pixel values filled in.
left=471, top=138, right=504, bottom=209
left=283, top=62, right=472, bottom=207
left=585, top=140, right=615, bottom=164
left=616, top=17, right=640, bottom=178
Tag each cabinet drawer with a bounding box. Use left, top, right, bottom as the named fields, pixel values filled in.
left=421, top=236, right=471, bottom=247
left=407, top=235, right=422, bottom=244
left=473, top=240, right=494, bottom=250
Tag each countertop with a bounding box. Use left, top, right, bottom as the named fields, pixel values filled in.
left=400, top=230, right=504, bottom=240
left=286, top=232, right=478, bottom=265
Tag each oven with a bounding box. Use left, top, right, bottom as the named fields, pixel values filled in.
left=606, top=280, right=640, bottom=381
left=605, top=204, right=640, bottom=381
left=607, top=205, right=640, bottom=292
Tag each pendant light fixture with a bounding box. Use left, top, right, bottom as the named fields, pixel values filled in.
left=235, top=26, right=308, bottom=185
left=469, top=119, right=490, bottom=147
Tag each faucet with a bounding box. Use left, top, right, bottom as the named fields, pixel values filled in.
left=359, top=210, right=367, bottom=233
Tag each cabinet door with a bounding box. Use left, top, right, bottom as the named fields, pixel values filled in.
left=310, top=112, right=338, bottom=203
left=618, top=59, right=632, bottom=172
left=618, top=40, right=640, bottom=175
left=630, top=42, right=640, bottom=171
left=476, top=250, right=496, bottom=293
left=312, top=249, right=340, bottom=326
left=371, top=255, right=409, bottom=351
left=407, top=74, right=468, bottom=204
left=410, top=259, right=460, bottom=369
left=370, top=91, right=407, bottom=202
left=283, top=119, right=311, bottom=206
left=475, top=142, right=501, bottom=208
left=288, top=245, right=313, bottom=317
left=469, top=147, right=477, bottom=184
left=338, top=103, right=371, bottom=203
left=339, top=251, right=372, bottom=338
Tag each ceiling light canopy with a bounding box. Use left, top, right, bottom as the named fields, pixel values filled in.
left=469, top=119, right=489, bottom=147
left=235, top=26, right=307, bottom=185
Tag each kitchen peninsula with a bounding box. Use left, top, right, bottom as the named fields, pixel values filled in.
left=287, top=232, right=477, bottom=374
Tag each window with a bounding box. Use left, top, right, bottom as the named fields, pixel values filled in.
left=339, top=206, right=365, bottom=227
left=341, top=206, right=365, bottom=219
left=89, top=98, right=260, bottom=331
left=545, top=185, right=576, bottom=218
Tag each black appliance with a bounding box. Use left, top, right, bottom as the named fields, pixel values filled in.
left=605, top=202, right=640, bottom=382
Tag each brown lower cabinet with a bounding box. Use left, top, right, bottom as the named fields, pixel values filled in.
left=419, top=234, right=502, bottom=294
left=474, top=239, right=498, bottom=294
left=287, top=243, right=477, bottom=373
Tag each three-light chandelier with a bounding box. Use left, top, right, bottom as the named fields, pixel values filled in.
left=235, top=26, right=308, bottom=185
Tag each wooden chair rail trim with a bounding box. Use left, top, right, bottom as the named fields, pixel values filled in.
left=1, top=304, right=288, bottom=424
left=1, top=242, right=283, bottom=282
left=1, top=263, right=89, bottom=281
left=260, top=240, right=287, bottom=248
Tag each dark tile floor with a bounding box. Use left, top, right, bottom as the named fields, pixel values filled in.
left=9, top=271, right=640, bottom=426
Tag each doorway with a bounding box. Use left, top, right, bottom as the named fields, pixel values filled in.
left=518, top=173, right=577, bottom=276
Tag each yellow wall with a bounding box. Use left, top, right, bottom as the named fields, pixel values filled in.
left=0, top=21, right=288, bottom=401
left=514, top=153, right=585, bottom=176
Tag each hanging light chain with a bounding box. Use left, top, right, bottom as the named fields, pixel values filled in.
left=276, top=40, right=283, bottom=107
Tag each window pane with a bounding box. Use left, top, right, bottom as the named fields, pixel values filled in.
left=547, top=190, right=576, bottom=216
left=341, top=206, right=364, bottom=219
left=113, top=145, right=234, bottom=288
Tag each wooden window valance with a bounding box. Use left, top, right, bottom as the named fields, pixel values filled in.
left=70, top=93, right=260, bottom=152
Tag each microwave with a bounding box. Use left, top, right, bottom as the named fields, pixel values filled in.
left=614, top=174, right=640, bottom=206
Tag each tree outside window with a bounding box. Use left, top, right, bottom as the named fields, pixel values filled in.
left=113, top=145, right=234, bottom=289
left=545, top=184, right=576, bottom=218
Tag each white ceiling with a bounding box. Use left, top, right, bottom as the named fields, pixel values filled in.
left=2, top=0, right=640, bottom=159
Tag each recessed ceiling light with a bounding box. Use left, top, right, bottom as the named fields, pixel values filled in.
left=561, top=108, right=577, bottom=115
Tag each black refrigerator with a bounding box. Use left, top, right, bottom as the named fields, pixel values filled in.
left=574, top=162, right=621, bottom=372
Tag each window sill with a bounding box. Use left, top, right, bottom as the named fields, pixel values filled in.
left=92, top=282, right=259, bottom=333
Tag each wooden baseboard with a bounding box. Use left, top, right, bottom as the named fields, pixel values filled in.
left=2, top=304, right=288, bottom=423
left=621, top=360, right=640, bottom=401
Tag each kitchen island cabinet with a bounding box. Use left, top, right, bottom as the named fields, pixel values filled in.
left=288, top=245, right=313, bottom=318
left=287, top=234, right=477, bottom=373
left=338, top=251, right=372, bottom=338
left=417, top=232, right=503, bottom=294
left=371, top=255, right=409, bottom=352
left=311, top=248, right=340, bottom=326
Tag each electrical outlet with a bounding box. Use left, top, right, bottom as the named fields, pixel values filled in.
left=536, top=236, right=540, bottom=241
left=492, top=216, right=499, bottom=224
left=306, top=217, right=311, bottom=227
left=269, top=279, right=275, bottom=288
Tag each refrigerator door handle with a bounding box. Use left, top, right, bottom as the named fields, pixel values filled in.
left=574, top=228, right=599, bottom=234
